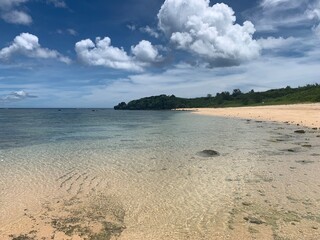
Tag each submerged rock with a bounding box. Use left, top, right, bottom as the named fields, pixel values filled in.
left=294, top=130, right=306, bottom=134
left=301, top=144, right=312, bottom=148
left=287, top=149, right=297, bottom=153
left=244, top=216, right=264, bottom=225
left=197, top=150, right=220, bottom=157
left=296, top=160, right=314, bottom=164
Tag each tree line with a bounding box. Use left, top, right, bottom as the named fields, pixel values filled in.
left=114, top=83, right=320, bottom=110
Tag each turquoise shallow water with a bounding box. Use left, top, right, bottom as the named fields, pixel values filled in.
left=0, top=108, right=265, bottom=164
left=0, top=109, right=180, bottom=149
left=1, top=109, right=320, bottom=239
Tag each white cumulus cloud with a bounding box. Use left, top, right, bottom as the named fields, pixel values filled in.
left=157, top=0, right=260, bottom=67
left=131, top=40, right=162, bottom=63
left=75, top=37, right=161, bottom=72
left=0, top=33, right=71, bottom=64
left=75, top=37, right=142, bottom=72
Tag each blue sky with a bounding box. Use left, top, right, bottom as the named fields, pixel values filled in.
left=0, top=0, right=319, bottom=107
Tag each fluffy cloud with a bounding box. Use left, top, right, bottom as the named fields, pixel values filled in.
left=1, top=10, right=32, bottom=25
left=0, top=90, right=37, bottom=103
left=75, top=37, right=142, bottom=71
left=75, top=37, right=161, bottom=71
left=0, top=0, right=32, bottom=25
left=131, top=40, right=162, bottom=63
left=157, top=0, right=260, bottom=67
left=0, top=33, right=71, bottom=64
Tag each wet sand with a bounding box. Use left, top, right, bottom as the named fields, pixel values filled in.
left=177, top=103, right=320, bottom=128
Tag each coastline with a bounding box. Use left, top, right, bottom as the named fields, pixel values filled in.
left=176, top=103, right=320, bottom=128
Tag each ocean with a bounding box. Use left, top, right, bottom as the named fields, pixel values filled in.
left=0, top=109, right=319, bottom=239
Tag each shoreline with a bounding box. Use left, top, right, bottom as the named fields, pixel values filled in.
left=1, top=108, right=320, bottom=239
left=175, top=103, right=320, bottom=128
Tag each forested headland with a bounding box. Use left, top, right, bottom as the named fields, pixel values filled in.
left=114, top=84, right=320, bottom=110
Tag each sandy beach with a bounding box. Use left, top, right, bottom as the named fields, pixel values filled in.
left=177, top=103, right=320, bottom=128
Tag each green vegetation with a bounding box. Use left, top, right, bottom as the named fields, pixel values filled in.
left=114, top=83, right=320, bottom=110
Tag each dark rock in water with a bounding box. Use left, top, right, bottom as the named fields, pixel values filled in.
left=197, top=150, right=220, bottom=157
left=294, top=130, right=305, bottom=134
left=296, top=160, right=314, bottom=164
left=287, top=149, right=297, bottom=153
left=301, top=144, right=312, bottom=148
left=242, top=202, right=252, bottom=206
left=312, top=127, right=318, bottom=130
left=244, top=216, right=264, bottom=225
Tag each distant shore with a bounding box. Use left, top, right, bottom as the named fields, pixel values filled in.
left=176, top=103, right=320, bottom=128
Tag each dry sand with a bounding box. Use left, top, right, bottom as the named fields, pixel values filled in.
left=177, top=103, right=320, bottom=128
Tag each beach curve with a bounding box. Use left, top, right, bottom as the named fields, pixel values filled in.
left=176, top=103, right=320, bottom=129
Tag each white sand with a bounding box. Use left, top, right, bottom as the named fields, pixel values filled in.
left=177, top=103, right=320, bottom=128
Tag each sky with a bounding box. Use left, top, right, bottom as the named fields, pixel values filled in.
left=0, top=0, right=319, bottom=107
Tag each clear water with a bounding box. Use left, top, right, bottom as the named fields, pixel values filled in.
left=0, top=109, right=179, bottom=149
left=0, top=109, right=319, bottom=239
